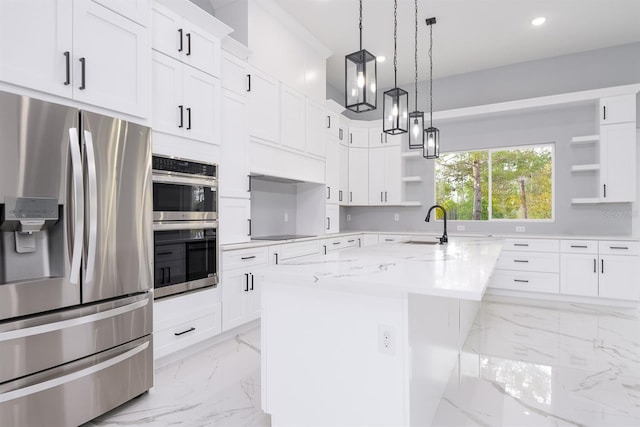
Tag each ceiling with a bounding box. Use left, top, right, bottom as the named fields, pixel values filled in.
left=267, top=0, right=640, bottom=93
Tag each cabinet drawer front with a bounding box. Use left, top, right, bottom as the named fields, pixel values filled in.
left=154, top=307, right=222, bottom=358
left=490, top=271, right=559, bottom=294
left=324, top=237, right=357, bottom=252
left=154, top=287, right=221, bottom=331
left=560, top=240, right=598, bottom=253
left=504, top=238, right=559, bottom=253
left=379, top=234, right=409, bottom=243
left=280, top=240, right=321, bottom=261
left=598, top=241, right=640, bottom=256
left=497, top=252, right=559, bottom=273
left=222, top=247, right=268, bottom=270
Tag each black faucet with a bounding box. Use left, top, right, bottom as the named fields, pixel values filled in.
left=425, top=205, right=448, bottom=244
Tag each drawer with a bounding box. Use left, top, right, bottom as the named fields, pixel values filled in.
left=154, top=306, right=222, bottom=359
left=222, top=247, right=268, bottom=270
left=154, top=287, right=221, bottom=332
left=598, top=240, right=640, bottom=256
left=280, top=240, right=322, bottom=260
left=379, top=234, right=408, bottom=243
left=496, top=251, right=559, bottom=273
left=490, top=270, right=559, bottom=294
left=323, top=236, right=359, bottom=253
left=560, top=240, right=597, bottom=254
left=504, top=238, right=559, bottom=253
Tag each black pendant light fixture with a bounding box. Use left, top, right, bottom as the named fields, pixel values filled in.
left=383, top=0, right=408, bottom=135
left=345, top=0, right=377, bottom=113
left=408, top=0, right=424, bottom=149
left=423, top=17, right=440, bottom=159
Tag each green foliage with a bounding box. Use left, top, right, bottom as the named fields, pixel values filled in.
left=435, top=145, right=553, bottom=221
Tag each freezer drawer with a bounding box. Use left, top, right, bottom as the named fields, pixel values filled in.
left=0, top=293, right=152, bottom=384
left=0, top=335, right=153, bottom=427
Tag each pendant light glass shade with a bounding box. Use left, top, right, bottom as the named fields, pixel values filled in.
left=423, top=126, right=440, bottom=159
left=345, top=50, right=377, bottom=112
left=345, top=0, right=377, bottom=113
left=408, top=110, right=424, bottom=148
left=383, top=0, right=408, bottom=135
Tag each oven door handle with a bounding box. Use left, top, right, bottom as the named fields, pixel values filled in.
left=152, top=174, right=217, bottom=188
left=153, top=221, right=218, bottom=231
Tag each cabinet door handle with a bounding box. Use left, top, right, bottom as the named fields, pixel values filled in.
left=609, top=246, right=629, bottom=250
left=593, top=258, right=597, bottom=273
left=244, top=273, right=249, bottom=291
left=570, top=245, right=588, bottom=248
left=380, top=192, right=383, bottom=202
left=167, top=267, right=171, bottom=282
left=358, top=238, right=361, bottom=247
left=339, top=128, right=343, bottom=140
left=513, top=243, right=529, bottom=247
left=380, top=133, right=383, bottom=144
left=186, top=107, right=192, bottom=130
left=350, top=133, right=352, bottom=144
left=339, top=190, right=343, bottom=202
left=323, top=245, right=327, bottom=255
left=241, top=255, right=256, bottom=260
left=603, top=105, right=606, bottom=121
left=178, top=28, right=184, bottom=52
left=601, top=259, right=604, bottom=274
left=247, top=74, right=251, bottom=92
left=332, top=242, right=341, bottom=245
left=275, top=253, right=278, bottom=265
left=327, top=186, right=330, bottom=199
left=178, top=105, right=184, bottom=128
left=250, top=274, right=254, bottom=291
left=63, top=51, right=71, bottom=85
left=350, top=192, right=352, bottom=202
left=79, top=57, right=86, bottom=90
left=513, top=279, right=529, bottom=283
left=174, top=327, right=195, bottom=336
left=603, top=184, right=607, bottom=198
left=348, top=239, right=355, bottom=243
left=247, top=218, right=251, bottom=236
left=326, top=217, right=330, bottom=230
left=514, top=259, right=529, bottom=263
left=248, top=175, right=252, bottom=192
left=186, top=32, right=191, bottom=56
left=327, top=115, right=331, bottom=129
left=385, top=191, right=388, bottom=202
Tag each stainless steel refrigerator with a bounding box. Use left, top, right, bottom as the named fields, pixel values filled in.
left=0, top=91, right=154, bottom=426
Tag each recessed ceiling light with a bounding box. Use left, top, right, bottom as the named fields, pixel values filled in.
left=531, top=16, right=546, bottom=26
left=376, top=56, right=386, bottom=62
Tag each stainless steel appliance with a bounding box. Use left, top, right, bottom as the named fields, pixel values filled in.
left=152, top=156, right=218, bottom=299
left=0, top=91, right=153, bottom=427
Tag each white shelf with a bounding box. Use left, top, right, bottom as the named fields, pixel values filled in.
left=571, top=134, right=600, bottom=144
left=571, top=163, right=600, bottom=172
left=402, top=176, right=422, bottom=182
left=400, top=201, right=423, bottom=206
left=401, top=151, right=422, bottom=158
left=571, top=197, right=602, bottom=204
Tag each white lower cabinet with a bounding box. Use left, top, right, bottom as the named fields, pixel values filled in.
left=221, top=247, right=268, bottom=331
left=153, top=287, right=222, bottom=360
left=322, top=235, right=360, bottom=254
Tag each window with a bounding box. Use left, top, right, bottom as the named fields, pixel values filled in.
left=435, top=144, right=553, bottom=220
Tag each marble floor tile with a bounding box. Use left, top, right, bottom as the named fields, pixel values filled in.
left=85, top=299, right=640, bottom=426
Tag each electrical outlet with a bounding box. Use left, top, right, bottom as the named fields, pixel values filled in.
left=394, top=213, right=400, bottom=222
left=516, top=226, right=525, bottom=232
left=378, top=325, right=395, bottom=355
left=457, top=225, right=465, bottom=231
left=284, top=212, right=289, bottom=222
left=346, top=214, right=352, bottom=222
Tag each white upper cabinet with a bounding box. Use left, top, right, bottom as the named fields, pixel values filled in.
left=600, top=122, right=636, bottom=202
left=368, top=145, right=401, bottom=205
left=348, top=147, right=369, bottom=205
left=338, top=144, right=349, bottom=205
left=339, top=115, right=350, bottom=146
left=368, top=126, right=386, bottom=147
left=221, top=89, right=249, bottom=198
left=599, top=95, right=636, bottom=125
left=0, top=0, right=149, bottom=118
left=222, top=51, right=250, bottom=96
left=93, top=0, right=150, bottom=25
left=306, top=99, right=326, bottom=157
left=247, top=67, right=280, bottom=144
left=349, top=127, right=369, bottom=148
left=280, top=84, right=306, bottom=152
left=326, top=110, right=341, bottom=140
left=152, top=1, right=225, bottom=77
left=325, top=137, right=339, bottom=204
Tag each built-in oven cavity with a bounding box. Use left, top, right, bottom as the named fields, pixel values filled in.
left=0, top=200, right=64, bottom=284
left=153, top=183, right=216, bottom=215
left=153, top=227, right=217, bottom=297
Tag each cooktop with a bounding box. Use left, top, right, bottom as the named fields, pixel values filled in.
left=251, top=234, right=316, bottom=241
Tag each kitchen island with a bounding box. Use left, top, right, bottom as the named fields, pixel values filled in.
left=259, top=237, right=503, bottom=427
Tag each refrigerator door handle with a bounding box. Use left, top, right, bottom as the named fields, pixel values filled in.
left=83, top=130, right=98, bottom=285
left=68, top=128, right=84, bottom=286
left=0, top=340, right=149, bottom=404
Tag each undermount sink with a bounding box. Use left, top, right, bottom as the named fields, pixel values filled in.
left=402, top=240, right=441, bottom=245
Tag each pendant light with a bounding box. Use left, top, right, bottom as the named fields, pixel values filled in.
left=345, top=0, right=377, bottom=113
left=383, top=0, right=408, bottom=135
left=423, top=17, right=440, bottom=159
left=408, top=0, right=424, bottom=149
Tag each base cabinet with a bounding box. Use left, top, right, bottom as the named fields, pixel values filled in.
left=598, top=254, right=640, bottom=300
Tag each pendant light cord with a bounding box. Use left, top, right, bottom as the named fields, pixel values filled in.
left=414, top=0, right=418, bottom=111
left=359, top=0, right=363, bottom=50
left=393, top=0, right=398, bottom=88
left=429, top=22, right=433, bottom=127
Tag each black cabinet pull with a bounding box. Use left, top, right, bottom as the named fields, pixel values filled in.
left=513, top=243, right=529, bottom=247
left=339, top=190, right=343, bottom=202
left=350, top=192, right=352, bottom=202
left=186, top=33, right=191, bottom=56
left=385, top=191, right=388, bottom=202
left=326, top=217, right=330, bottom=230
left=339, top=128, right=343, bottom=140
left=570, top=245, right=588, bottom=248
left=601, top=259, right=604, bottom=274
left=63, top=51, right=70, bottom=85
left=593, top=258, right=596, bottom=273
left=380, top=192, right=383, bottom=202
left=332, top=241, right=341, bottom=245
left=358, top=238, right=361, bottom=247
left=250, top=274, right=254, bottom=291
left=178, top=28, right=183, bottom=52
left=327, top=186, right=330, bottom=199
left=327, top=115, right=331, bottom=129
left=247, top=218, right=252, bottom=236
left=186, top=107, right=192, bottom=129
left=241, top=255, right=256, bottom=260
left=178, top=105, right=184, bottom=128
left=610, top=246, right=629, bottom=250
left=323, top=245, right=327, bottom=255
left=79, top=57, right=86, bottom=90
left=174, top=327, right=195, bottom=336
left=244, top=273, right=249, bottom=291
left=350, top=133, right=352, bottom=144
left=275, top=253, right=279, bottom=265
left=348, top=239, right=355, bottom=243
left=513, top=279, right=529, bottom=283
left=167, top=267, right=171, bottom=282
left=603, top=184, right=607, bottom=198
left=514, top=259, right=529, bottom=263
left=248, top=175, right=252, bottom=192
left=603, top=105, right=606, bottom=121
left=247, top=74, right=251, bottom=92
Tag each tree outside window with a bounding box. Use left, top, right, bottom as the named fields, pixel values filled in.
left=435, top=144, right=553, bottom=221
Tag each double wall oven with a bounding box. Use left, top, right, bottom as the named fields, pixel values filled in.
left=152, top=155, right=218, bottom=299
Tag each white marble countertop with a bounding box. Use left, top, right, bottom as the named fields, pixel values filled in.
left=257, top=237, right=504, bottom=300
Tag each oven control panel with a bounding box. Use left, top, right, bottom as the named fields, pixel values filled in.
left=152, top=155, right=216, bottom=178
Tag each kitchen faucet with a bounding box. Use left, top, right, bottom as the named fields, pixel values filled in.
left=425, top=205, right=448, bottom=244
